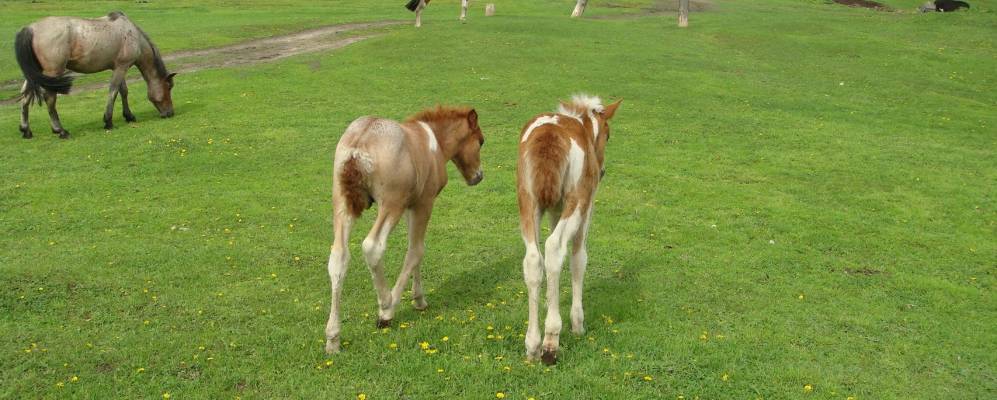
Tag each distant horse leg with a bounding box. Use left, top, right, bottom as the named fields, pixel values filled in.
left=392, top=203, right=432, bottom=312
left=540, top=206, right=584, bottom=365
left=569, top=206, right=593, bottom=335
left=43, top=90, right=69, bottom=139
left=19, top=82, right=32, bottom=139
left=120, top=79, right=136, bottom=123
left=415, top=0, right=427, bottom=27
left=325, top=206, right=355, bottom=354
left=460, top=0, right=469, bottom=21
left=103, top=68, right=127, bottom=129
left=362, top=205, right=403, bottom=327
left=521, top=206, right=544, bottom=361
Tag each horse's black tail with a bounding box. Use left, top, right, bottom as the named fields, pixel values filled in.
left=14, top=27, right=73, bottom=105
left=405, top=0, right=421, bottom=12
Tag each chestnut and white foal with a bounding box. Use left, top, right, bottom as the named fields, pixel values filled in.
left=517, top=95, right=621, bottom=365
left=325, top=106, right=485, bottom=354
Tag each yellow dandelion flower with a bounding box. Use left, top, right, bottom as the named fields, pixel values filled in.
left=163, top=393, right=171, bottom=399
left=357, top=394, right=367, bottom=400
left=722, top=373, right=729, bottom=381
left=419, top=341, right=430, bottom=350
left=496, top=392, right=506, bottom=399
left=846, top=397, right=856, bottom=400
left=70, top=376, right=79, bottom=383
left=798, top=294, right=805, bottom=300
left=324, top=360, right=333, bottom=366
left=503, top=366, right=511, bottom=372
left=389, top=343, right=398, bottom=350
left=437, top=368, right=444, bottom=373
left=643, top=375, right=653, bottom=381
left=442, top=336, right=449, bottom=342
left=136, top=366, right=147, bottom=373
left=487, top=325, right=494, bottom=331
left=425, top=349, right=438, bottom=354
left=804, top=384, right=813, bottom=393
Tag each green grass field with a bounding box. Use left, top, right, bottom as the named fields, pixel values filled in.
left=1, top=0, right=994, bottom=398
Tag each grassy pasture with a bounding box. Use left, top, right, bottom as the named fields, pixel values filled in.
left=0, top=0, right=994, bottom=398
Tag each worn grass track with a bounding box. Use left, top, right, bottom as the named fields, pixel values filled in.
left=0, top=0, right=994, bottom=399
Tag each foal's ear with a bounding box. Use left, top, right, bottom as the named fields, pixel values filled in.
left=467, top=108, right=479, bottom=128
left=602, top=99, right=622, bottom=120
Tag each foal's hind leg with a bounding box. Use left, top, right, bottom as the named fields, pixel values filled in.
left=120, top=79, right=136, bottom=123
left=569, top=206, right=594, bottom=335
left=540, top=206, right=584, bottom=365
left=43, top=90, right=69, bottom=139
left=362, top=204, right=404, bottom=327
left=325, top=208, right=355, bottom=354
left=521, top=205, right=544, bottom=361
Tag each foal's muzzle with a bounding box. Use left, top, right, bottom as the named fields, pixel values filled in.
left=468, top=170, right=484, bottom=186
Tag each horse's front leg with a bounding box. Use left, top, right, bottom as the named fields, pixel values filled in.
left=19, top=82, right=32, bottom=139
left=103, top=68, right=128, bottom=130
left=362, top=206, right=403, bottom=327
left=325, top=208, right=355, bottom=354
left=43, top=90, right=69, bottom=139
left=120, top=79, right=136, bottom=123
left=390, top=203, right=432, bottom=313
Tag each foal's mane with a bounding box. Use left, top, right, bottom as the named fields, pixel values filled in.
left=406, top=106, right=472, bottom=125
left=557, top=94, right=604, bottom=119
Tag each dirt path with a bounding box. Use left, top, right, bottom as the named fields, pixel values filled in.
left=1, top=20, right=402, bottom=105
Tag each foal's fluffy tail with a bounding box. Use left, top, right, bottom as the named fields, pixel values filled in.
left=14, top=27, right=73, bottom=105
left=338, top=152, right=372, bottom=218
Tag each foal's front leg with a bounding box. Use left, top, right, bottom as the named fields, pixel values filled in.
left=103, top=67, right=128, bottom=130
left=390, top=203, right=433, bottom=314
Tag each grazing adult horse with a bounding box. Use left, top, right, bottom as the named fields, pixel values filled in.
left=517, top=95, right=621, bottom=365
left=325, top=106, right=485, bottom=353
left=14, top=11, right=177, bottom=139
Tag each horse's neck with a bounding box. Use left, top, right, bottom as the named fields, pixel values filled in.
left=416, top=118, right=459, bottom=159
left=134, top=36, right=163, bottom=82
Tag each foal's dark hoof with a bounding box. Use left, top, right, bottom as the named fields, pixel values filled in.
left=104, top=121, right=113, bottom=130
left=124, top=113, right=137, bottom=123
left=376, top=318, right=392, bottom=329
left=55, top=129, right=70, bottom=139
left=19, top=127, right=32, bottom=139
left=540, top=350, right=557, bottom=366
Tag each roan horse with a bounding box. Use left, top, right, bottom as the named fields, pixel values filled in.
left=517, top=95, right=621, bottom=365
left=14, top=11, right=176, bottom=139
left=325, top=106, right=485, bottom=353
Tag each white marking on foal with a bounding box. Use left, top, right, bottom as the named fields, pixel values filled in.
left=418, top=121, right=438, bottom=152
left=589, top=113, right=599, bottom=140
left=567, top=139, right=585, bottom=189
left=521, top=115, right=559, bottom=143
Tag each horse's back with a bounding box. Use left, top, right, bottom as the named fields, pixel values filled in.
left=336, top=117, right=419, bottom=197
left=26, top=13, right=141, bottom=73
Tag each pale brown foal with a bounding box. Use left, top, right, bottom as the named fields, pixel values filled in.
left=517, top=95, right=621, bottom=365
left=325, top=106, right=485, bottom=353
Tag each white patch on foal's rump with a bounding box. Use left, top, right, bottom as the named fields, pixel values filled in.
left=418, top=121, right=438, bottom=152
left=567, top=139, right=585, bottom=189
left=521, top=115, right=559, bottom=143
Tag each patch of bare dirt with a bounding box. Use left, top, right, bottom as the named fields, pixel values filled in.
left=593, top=0, right=713, bottom=19
left=833, top=0, right=891, bottom=10
left=1, top=20, right=401, bottom=105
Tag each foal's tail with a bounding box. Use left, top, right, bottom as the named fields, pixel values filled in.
left=338, top=152, right=372, bottom=218
left=14, top=27, right=73, bottom=105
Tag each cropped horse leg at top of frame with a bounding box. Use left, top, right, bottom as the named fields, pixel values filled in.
left=324, top=105, right=485, bottom=354
left=517, top=94, right=621, bottom=365
left=13, top=11, right=176, bottom=139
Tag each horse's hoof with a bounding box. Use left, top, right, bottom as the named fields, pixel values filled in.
left=541, top=349, right=557, bottom=366
left=325, top=338, right=341, bottom=354
left=104, top=122, right=113, bottom=130
left=58, top=130, right=70, bottom=139
left=124, top=114, right=137, bottom=123
left=376, top=318, right=392, bottom=329
left=412, top=298, right=429, bottom=311
left=20, top=127, right=32, bottom=139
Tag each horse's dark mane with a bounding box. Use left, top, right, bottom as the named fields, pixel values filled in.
left=135, top=24, right=169, bottom=78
